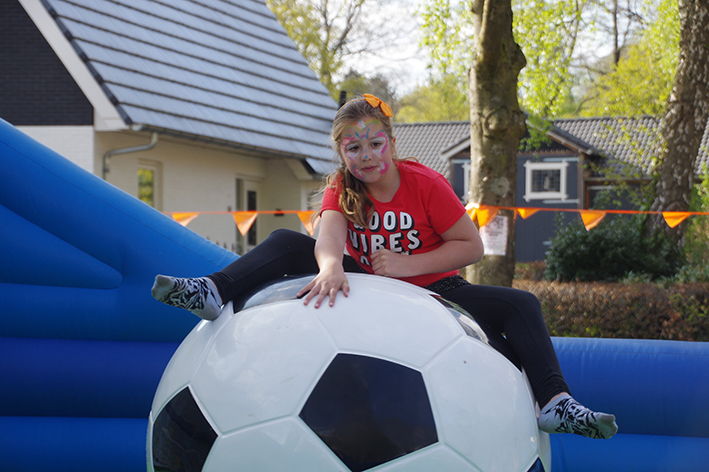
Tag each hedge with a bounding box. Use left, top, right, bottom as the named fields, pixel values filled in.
left=512, top=279, right=709, bottom=341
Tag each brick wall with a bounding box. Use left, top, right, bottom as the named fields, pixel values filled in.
left=0, top=0, right=92, bottom=125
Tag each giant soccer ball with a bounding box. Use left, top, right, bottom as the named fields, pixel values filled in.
left=147, top=274, right=550, bottom=472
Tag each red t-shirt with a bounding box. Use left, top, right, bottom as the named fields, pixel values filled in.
left=321, top=160, right=466, bottom=287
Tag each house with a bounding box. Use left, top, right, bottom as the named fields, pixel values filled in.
left=394, top=117, right=709, bottom=262
left=1, top=0, right=339, bottom=253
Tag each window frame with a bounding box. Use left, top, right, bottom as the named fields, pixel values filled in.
left=138, top=160, right=162, bottom=210
left=523, top=160, right=569, bottom=202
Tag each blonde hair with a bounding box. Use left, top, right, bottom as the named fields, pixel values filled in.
left=322, top=96, right=408, bottom=228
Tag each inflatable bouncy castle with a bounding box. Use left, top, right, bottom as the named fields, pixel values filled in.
left=1, top=117, right=708, bottom=471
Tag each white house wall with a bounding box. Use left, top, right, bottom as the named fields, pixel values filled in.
left=94, top=131, right=307, bottom=252
left=18, top=125, right=95, bottom=173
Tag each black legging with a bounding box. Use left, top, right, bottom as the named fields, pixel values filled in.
left=208, top=229, right=569, bottom=407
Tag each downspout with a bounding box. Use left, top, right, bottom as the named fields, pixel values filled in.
left=102, top=129, right=159, bottom=179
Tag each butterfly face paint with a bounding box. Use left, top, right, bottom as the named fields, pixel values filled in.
left=340, top=118, right=394, bottom=185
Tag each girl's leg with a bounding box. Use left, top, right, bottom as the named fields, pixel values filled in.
left=208, top=229, right=321, bottom=302
left=442, top=284, right=617, bottom=439
left=153, top=229, right=362, bottom=319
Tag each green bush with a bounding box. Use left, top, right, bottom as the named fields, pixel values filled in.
left=513, top=279, right=709, bottom=341
left=683, top=166, right=709, bottom=275
left=544, top=214, right=682, bottom=282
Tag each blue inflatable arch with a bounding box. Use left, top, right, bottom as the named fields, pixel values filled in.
left=1, top=117, right=707, bottom=471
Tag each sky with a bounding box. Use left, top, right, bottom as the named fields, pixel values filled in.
left=343, top=0, right=430, bottom=97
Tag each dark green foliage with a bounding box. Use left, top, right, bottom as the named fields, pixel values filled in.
left=513, top=279, right=709, bottom=341
left=544, top=214, right=683, bottom=282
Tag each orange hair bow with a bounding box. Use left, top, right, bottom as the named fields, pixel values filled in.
left=363, top=93, right=393, bottom=117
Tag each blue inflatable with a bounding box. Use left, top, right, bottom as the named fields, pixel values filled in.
left=0, top=117, right=236, bottom=471
left=1, top=117, right=707, bottom=471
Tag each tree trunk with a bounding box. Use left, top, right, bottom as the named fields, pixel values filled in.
left=465, top=0, right=527, bottom=287
left=649, top=0, right=709, bottom=244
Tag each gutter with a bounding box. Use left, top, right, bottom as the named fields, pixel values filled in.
left=102, top=128, right=159, bottom=179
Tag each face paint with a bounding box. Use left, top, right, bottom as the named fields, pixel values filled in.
left=341, top=137, right=360, bottom=160
left=339, top=117, right=394, bottom=185
left=378, top=160, right=389, bottom=176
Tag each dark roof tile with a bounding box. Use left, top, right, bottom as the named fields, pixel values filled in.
left=393, top=122, right=469, bottom=177
left=42, top=0, right=337, bottom=165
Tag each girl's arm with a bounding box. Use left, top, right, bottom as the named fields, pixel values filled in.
left=297, top=209, right=351, bottom=308
left=370, top=213, right=484, bottom=278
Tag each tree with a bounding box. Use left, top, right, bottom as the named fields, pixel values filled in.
left=395, top=77, right=470, bottom=122
left=649, top=0, right=709, bottom=244
left=579, top=0, right=680, bottom=117
left=467, top=0, right=527, bottom=287
left=339, top=70, right=397, bottom=106
left=512, top=0, right=584, bottom=118
left=401, top=0, right=475, bottom=122
left=417, top=0, right=586, bottom=121
left=267, top=0, right=408, bottom=99
left=266, top=0, right=366, bottom=96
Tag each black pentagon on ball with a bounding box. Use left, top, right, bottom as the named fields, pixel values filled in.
left=299, top=353, right=438, bottom=472
left=152, top=387, right=217, bottom=472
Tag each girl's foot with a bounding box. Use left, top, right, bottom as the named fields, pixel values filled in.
left=151, top=275, right=223, bottom=320
left=538, top=395, right=618, bottom=439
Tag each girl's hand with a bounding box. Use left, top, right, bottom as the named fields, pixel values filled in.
left=297, top=268, right=350, bottom=308
left=371, top=249, right=411, bottom=278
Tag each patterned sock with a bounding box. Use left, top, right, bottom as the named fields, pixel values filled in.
left=538, top=395, right=618, bottom=439
left=151, top=275, right=223, bottom=320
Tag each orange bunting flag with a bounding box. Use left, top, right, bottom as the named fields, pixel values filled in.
left=297, top=211, right=317, bottom=236
left=232, top=211, right=257, bottom=236
left=516, top=208, right=539, bottom=219
left=475, top=205, right=500, bottom=228
left=662, top=212, right=691, bottom=228
left=465, top=202, right=478, bottom=221
left=580, top=210, right=607, bottom=231
left=171, top=212, right=199, bottom=227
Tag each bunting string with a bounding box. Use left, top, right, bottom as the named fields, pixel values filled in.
left=165, top=206, right=709, bottom=235
left=164, top=210, right=319, bottom=236
left=466, top=204, right=709, bottom=231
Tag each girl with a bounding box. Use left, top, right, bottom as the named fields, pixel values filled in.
left=152, top=94, right=618, bottom=440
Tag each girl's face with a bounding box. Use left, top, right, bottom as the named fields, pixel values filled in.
left=339, top=117, right=395, bottom=185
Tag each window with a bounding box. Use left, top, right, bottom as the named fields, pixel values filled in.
left=138, top=161, right=161, bottom=209
left=523, top=161, right=568, bottom=202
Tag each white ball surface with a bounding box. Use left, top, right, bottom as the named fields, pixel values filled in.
left=148, top=274, right=550, bottom=472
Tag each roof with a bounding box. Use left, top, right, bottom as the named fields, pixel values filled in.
left=555, top=116, right=709, bottom=177
left=553, top=117, right=661, bottom=175
left=393, top=122, right=470, bottom=177
left=33, top=0, right=338, bottom=172
left=395, top=117, right=709, bottom=179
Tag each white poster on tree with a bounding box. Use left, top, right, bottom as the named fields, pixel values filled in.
left=481, top=215, right=508, bottom=256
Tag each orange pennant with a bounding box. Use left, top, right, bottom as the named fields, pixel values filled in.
left=580, top=210, right=607, bottom=231
left=516, top=208, right=539, bottom=219
left=297, top=211, right=317, bottom=236
left=171, top=212, right=199, bottom=227
left=476, top=205, right=499, bottom=228
left=232, top=211, right=257, bottom=236
left=464, top=202, right=477, bottom=221
left=663, top=212, right=691, bottom=228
